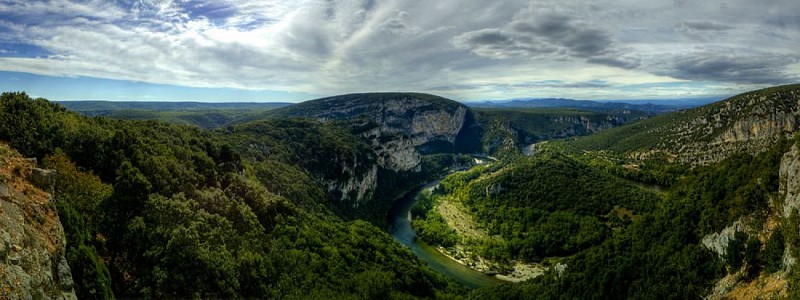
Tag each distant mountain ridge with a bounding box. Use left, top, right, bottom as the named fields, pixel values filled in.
left=593, top=97, right=722, bottom=107
left=468, top=97, right=717, bottom=113
left=55, top=100, right=291, bottom=113
left=54, top=101, right=292, bottom=129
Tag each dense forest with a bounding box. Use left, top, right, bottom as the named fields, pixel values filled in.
left=413, top=153, right=662, bottom=265
left=471, top=138, right=796, bottom=298
left=411, top=85, right=800, bottom=299
left=56, top=101, right=289, bottom=129
left=0, top=92, right=463, bottom=299
left=2, top=85, right=800, bottom=299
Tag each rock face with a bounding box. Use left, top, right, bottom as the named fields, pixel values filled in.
left=29, top=168, right=56, bottom=195
left=546, top=114, right=628, bottom=138
left=0, top=146, right=76, bottom=299
left=321, top=157, right=378, bottom=207
left=271, top=93, right=469, bottom=171
left=701, top=220, right=745, bottom=257
left=780, top=145, right=800, bottom=220
left=701, top=142, right=800, bottom=299
left=779, top=144, right=800, bottom=269
left=478, top=110, right=642, bottom=154
left=633, top=85, right=800, bottom=165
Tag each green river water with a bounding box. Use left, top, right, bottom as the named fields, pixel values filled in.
left=387, top=179, right=503, bottom=288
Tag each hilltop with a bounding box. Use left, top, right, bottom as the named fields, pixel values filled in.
left=1, top=84, right=800, bottom=299
left=564, top=84, right=800, bottom=165
left=267, top=92, right=464, bottom=119
left=55, top=101, right=290, bottom=129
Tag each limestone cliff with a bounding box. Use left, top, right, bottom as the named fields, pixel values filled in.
left=701, top=141, right=800, bottom=299
left=779, top=144, right=800, bottom=269
left=320, top=154, right=378, bottom=207
left=701, top=220, right=746, bottom=258
left=629, top=84, right=800, bottom=166
left=269, top=93, right=470, bottom=172
left=780, top=145, right=800, bottom=222
left=476, top=108, right=645, bottom=154
left=0, top=144, right=76, bottom=299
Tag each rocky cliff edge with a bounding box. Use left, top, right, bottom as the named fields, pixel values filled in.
left=0, top=143, right=76, bottom=299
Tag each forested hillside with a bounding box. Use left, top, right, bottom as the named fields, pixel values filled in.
left=0, top=92, right=462, bottom=299
left=564, top=84, right=800, bottom=165
left=57, top=101, right=289, bottom=129
left=414, top=153, right=661, bottom=263
left=3, top=84, right=800, bottom=299
left=471, top=138, right=796, bottom=299
left=463, top=85, right=800, bottom=299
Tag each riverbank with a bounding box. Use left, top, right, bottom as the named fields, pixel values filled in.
left=434, top=245, right=547, bottom=282
left=430, top=188, right=547, bottom=283
left=387, top=177, right=504, bottom=288
left=388, top=156, right=542, bottom=288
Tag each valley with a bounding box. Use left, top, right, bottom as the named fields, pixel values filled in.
left=387, top=177, right=504, bottom=288
left=2, top=1, right=797, bottom=299
left=1, top=84, right=799, bottom=299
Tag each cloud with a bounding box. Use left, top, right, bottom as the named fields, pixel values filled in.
left=429, top=80, right=611, bottom=93
left=428, top=84, right=481, bottom=91
left=680, top=21, right=734, bottom=31
left=452, top=28, right=556, bottom=59
left=678, top=20, right=734, bottom=41
left=0, top=0, right=798, bottom=101
left=509, top=80, right=612, bottom=89
left=587, top=57, right=641, bottom=69
left=452, top=10, right=638, bottom=69
left=652, top=49, right=800, bottom=84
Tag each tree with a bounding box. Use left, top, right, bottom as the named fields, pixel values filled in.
left=764, top=230, right=785, bottom=273
left=726, top=231, right=747, bottom=272
left=744, top=236, right=762, bottom=279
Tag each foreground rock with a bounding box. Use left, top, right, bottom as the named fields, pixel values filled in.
left=0, top=144, right=76, bottom=299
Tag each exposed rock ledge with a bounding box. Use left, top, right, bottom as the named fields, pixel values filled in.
left=701, top=220, right=745, bottom=258
left=0, top=147, right=76, bottom=300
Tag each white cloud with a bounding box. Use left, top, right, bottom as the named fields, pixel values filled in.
left=0, top=0, right=797, bottom=100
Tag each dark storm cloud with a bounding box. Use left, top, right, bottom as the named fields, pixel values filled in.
left=460, top=29, right=511, bottom=45
left=509, top=80, right=612, bottom=89
left=453, top=12, right=635, bottom=69
left=509, top=14, right=614, bottom=58
left=511, top=14, right=572, bottom=36
left=655, top=51, right=800, bottom=84
left=558, top=28, right=613, bottom=57
left=429, top=80, right=611, bottom=92
left=587, top=57, right=641, bottom=69
left=680, top=21, right=734, bottom=31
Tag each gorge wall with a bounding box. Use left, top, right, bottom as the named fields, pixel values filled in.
left=633, top=85, right=800, bottom=166
left=477, top=109, right=645, bottom=154
left=271, top=93, right=469, bottom=172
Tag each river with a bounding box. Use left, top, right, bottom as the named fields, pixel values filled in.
left=387, top=179, right=504, bottom=288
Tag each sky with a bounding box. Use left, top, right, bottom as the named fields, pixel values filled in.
left=0, top=0, right=798, bottom=102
